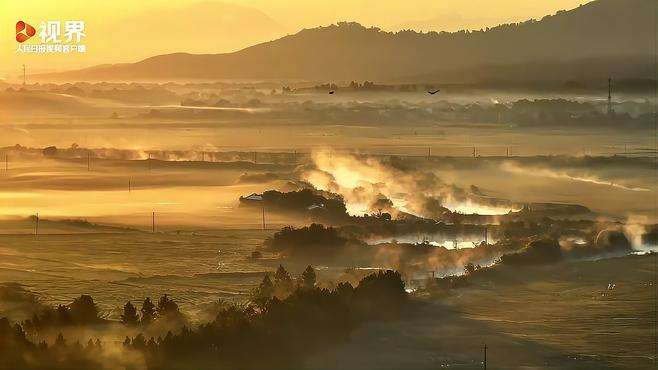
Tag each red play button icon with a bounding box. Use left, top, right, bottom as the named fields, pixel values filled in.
left=16, top=21, right=36, bottom=43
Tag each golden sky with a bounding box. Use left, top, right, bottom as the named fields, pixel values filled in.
left=0, top=0, right=591, bottom=80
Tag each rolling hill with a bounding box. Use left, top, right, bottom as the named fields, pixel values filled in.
left=38, top=0, right=656, bottom=83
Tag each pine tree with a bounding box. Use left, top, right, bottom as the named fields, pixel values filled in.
left=69, top=295, right=99, bottom=325
left=156, top=294, right=183, bottom=321
left=121, top=301, right=139, bottom=326
left=300, top=265, right=316, bottom=289
left=54, top=333, right=67, bottom=348
left=251, top=275, right=274, bottom=308
left=85, top=338, right=95, bottom=353
left=273, top=265, right=293, bottom=298
left=140, top=298, right=156, bottom=325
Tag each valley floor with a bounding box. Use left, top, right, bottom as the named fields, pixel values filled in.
left=309, top=254, right=657, bottom=369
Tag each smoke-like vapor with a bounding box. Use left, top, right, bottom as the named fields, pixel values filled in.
left=501, top=161, right=650, bottom=192
left=623, top=214, right=657, bottom=252
left=0, top=144, right=300, bottom=164
left=302, top=150, right=514, bottom=218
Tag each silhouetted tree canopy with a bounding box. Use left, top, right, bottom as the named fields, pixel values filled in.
left=121, top=301, right=139, bottom=326
left=69, top=295, right=100, bottom=325
left=0, top=269, right=408, bottom=370
left=273, top=265, right=294, bottom=299
left=156, top=294, right=184, bottom=322
left=250, top=275, right=274, bottom=309
left=300, top=265, right=317, bottom=289
left=140, top=298, right=156, bottom=325
left=266, top=223, right=349, bottom=260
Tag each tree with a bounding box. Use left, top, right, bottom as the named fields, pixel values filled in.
left=131, top=333, right=146, bottom=351
left=69, top=295, right=99, bottom=325
left=300, top=265, right=316, bottom=289
left=121, top=301, right=139, bottom=326
left=335, top=282, right=354, bottom=303
left=273, top=265, right=293, bottom=299
left=85, top=338, right=95, bottom=353
left=54, top=333, right=67, bottom=348
left=251, top=275, right=274, bottom=308
left=140, top=298, right=156, bottom=325
left=147, top=337, right=157, bottom=352
left=353, top=270, right=407, bottom=318
left=0, top=317, right=12, bottom=336
left=55, top=305, right=72, bottom=326
left=156, top=295, right=183, bottom=321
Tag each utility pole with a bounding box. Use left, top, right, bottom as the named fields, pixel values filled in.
left=483, top=344, right=487, bottom=370
left=261, top=206, right=265, bottom=230
left=34, top=212, right=39, bottom=236
left=128, top=178, right=131, bottom=193
left=427, top=147, right=431, bottom=160
left=152, top=211, right=155, bottom=233
left=608, top=77, right=612, bottom=103
left=22, top=64, right=26, bottom=85
left=607, top=77, right=613, bottom=116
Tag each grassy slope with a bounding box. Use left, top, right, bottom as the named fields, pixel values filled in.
left=309, top=254, right=656, bottom=369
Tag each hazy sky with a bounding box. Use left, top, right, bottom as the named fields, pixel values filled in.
left=0, top=0, right=591, bottom=79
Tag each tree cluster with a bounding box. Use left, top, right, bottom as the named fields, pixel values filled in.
left=265, top=224, right=349, bottom=260
left=124, top=268, right=407, bottom=369
left=0, top=269, right=407, bottom=370
left=121, top=294, right=186, bottom=327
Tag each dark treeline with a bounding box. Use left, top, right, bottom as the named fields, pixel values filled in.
left=260, top=214, right=645, bottom=281
left=241, top=188, right=508, bottom=231
left=137, top=98, right=656, bottom=128
left=17, top=293, right=186, bottom=335
left=265, top=224, right=351, bottom=260
left=0, top=268, right=407, bottom=370
left=240, top=189, right=349, bottom=223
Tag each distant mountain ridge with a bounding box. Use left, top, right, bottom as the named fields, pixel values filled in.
left=39, top=0, right=656, bottom=83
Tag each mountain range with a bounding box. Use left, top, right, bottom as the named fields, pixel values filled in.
left=38, top=0, right=656, bottom=84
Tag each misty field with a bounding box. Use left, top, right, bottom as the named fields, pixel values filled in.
left=1, top=227, right=655, bottom=369
left=0, top=0, right=656, bottom=368
left=0, top=82, right=655, bottom=370
left=0, top=230, right=272, bottom=320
